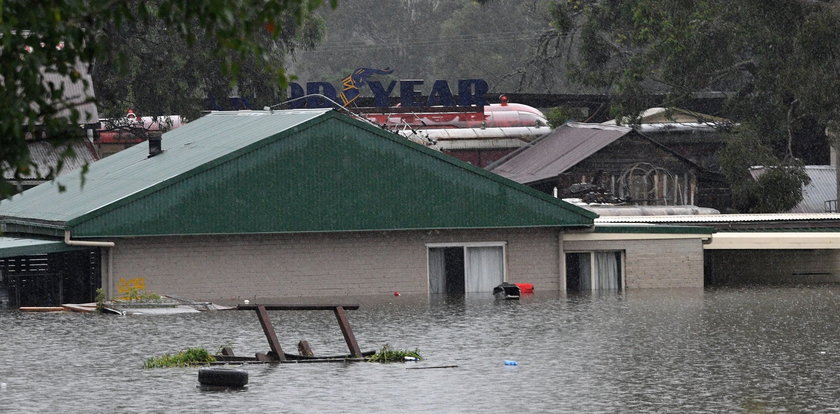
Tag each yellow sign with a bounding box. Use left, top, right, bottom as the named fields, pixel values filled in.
left=117, top=277, right=145, bottom=294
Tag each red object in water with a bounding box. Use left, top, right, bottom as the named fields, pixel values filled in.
left=514, top=283, right=534, bottom=294
left=393, top=291, right=401, bottom=296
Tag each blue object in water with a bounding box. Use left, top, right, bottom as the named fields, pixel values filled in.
left=504, top=360, right=518, bottom=366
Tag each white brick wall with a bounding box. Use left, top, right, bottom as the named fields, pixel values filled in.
left=108, top=228, right=563, bottom=301
left=107, top=229, right=706, bottom=301
left=563, top=238, right=705, bottom=289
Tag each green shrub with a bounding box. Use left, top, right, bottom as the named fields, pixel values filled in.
left=144, top=347, right=216, bottom=368
left=367, top=344, right=422, bottom=363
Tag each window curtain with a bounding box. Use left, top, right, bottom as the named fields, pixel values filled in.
left=428, top=248, right=446, bottom=294
left=464, top=246, right=504, bottom=293
left=594, top=251, right=620, bottom=290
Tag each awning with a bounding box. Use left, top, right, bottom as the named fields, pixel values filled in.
left=0, top=237, right=88, bottom=258
left=705, top=232, right=840, bottom=250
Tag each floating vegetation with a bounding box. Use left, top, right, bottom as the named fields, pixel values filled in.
left=366, top=345, right=422, bottom=363
left=144, top=347, right=216, bottom=368
left=116, top=288, right=162, bottom=303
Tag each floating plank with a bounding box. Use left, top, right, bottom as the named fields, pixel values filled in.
left=238, top=304, right=359, bottom=311
left=19, top=307, right=66, bottom=312
left=62, top=304, right=97, bottom=313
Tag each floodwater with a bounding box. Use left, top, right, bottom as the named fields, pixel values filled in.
left=1, top=286, right=839, bottom=413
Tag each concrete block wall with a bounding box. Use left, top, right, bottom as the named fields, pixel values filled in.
left=563, top=238, right=705, bottom=289
left=108, top=228, right=563, bottom=301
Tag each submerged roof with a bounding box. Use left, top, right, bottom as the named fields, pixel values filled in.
left=489, top=122, right=632, bottom=184
left=0, top=109, right=595, bottom=237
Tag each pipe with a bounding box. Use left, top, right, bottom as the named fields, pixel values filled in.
left=64, top=230, right=115, bottom=247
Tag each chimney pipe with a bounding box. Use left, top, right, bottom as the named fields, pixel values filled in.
left=148, top=136, right=163, bottom=157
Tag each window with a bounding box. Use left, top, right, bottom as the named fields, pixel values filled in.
left=427, top=243, right=506, bottom=294
left=566, top=251, right=623, bottom=291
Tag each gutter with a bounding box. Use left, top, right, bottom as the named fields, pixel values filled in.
left=64, top=230, right=115, bottom=247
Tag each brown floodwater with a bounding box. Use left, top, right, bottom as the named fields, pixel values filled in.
left=1, top=286, right=839, bottom=413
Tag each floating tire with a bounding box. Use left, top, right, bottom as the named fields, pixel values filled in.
left=198, top=368, right=248, bottom=388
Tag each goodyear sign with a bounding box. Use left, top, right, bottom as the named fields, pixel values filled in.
left=289, top=67, right=489, bottom=108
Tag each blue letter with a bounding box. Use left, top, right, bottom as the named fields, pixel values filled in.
left=306, top=82, right=338, bottom=108
left=368, top=80, right=398, bottom=107
left=458, top=79, right=489, bottom=107
left=400, top=80, right=424, bottom=107
left=288, top=83, right=306, bottom=108
left=426, top=80, right=455, bottom=106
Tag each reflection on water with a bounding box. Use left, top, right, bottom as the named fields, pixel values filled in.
left=1, top=286, right=839, bottom=413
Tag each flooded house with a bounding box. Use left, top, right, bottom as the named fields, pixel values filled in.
left=488, top=122, right=727, bottom=209
left=0, top=109, right=720, bottom=307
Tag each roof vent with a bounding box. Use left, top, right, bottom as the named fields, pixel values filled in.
left=148, top=136, right=163, bottom=157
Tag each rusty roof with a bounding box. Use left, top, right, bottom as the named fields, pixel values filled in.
left=488, top=122, right=633, bottom=184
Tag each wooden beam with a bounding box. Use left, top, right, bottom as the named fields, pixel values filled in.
left=334, top=306, right=362, bottom=358
left=255, top=305, right=286, bottom=362
left=238, top=304, right=359, bottom=311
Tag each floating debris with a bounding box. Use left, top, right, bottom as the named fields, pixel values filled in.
left=144, top=347, right=216, bottom=368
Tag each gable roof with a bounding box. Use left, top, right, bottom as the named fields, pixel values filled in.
left=490, top=122, right=709, bottom=186
left=0, top=109, right=595, bottom=237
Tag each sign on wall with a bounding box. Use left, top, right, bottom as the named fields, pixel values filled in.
left=289, top=67, right=489, bottom=108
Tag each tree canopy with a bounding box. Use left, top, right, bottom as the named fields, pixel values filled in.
left=539, top=0, right=840, bottom=212
left=0, top=0, right=333, bottom=196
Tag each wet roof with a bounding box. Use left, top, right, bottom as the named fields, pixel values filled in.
left=489, top=122, right=632, bottom=184
left=0, top=109, right=595, bottom=237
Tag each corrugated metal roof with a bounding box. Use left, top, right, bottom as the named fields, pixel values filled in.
left=596, top=213, right=840, bottom=223
left=1, top=109, right=595, bottom=237
left=42, top=61, right=99, bottom=125
left=0, top=236, right=86, bottom=258
left=2, top=139, right=100, bottom=180
left=750, top=165, right=836, bottom=213
left=1, top=110, right=331, bottom=224
left=489, top=122, right=632, bottom=184
left=601, top=107, right=730, bottom=126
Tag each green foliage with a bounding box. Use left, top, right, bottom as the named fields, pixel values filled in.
left=144, top=347, right=216, bottom=368
left=115, top=288, right=162, bottom=302
left=0, top=0, right=333, bottom=197
left=95, top=288, right=106, bottom=313
left=367, top=345, right=422, bottom=363
left=719, top=124, right=811, bottom=213
left=546, top=105, right=587, bottom=128
left=540, top=0, right=839, bottom=211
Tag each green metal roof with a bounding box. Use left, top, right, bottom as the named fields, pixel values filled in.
left=0, top=237, right=86, bottom=258
left=1, top=110, right=596, bottom=237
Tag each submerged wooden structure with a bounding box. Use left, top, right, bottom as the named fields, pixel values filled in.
left=214, top=304, right=372, bottom=364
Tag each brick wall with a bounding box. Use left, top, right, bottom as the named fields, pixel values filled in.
left=563, top=238, right=705, bottom=289
left=108, top=228, right=563, bottom=301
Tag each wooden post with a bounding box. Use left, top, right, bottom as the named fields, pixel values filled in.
left=255, top=305, right=286, bottom=362
left=333, top=306, right=362, bottom=358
